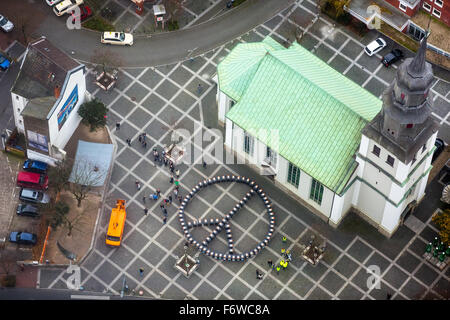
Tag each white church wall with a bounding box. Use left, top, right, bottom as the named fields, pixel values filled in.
left=379, top=201, right=404, bottom=234
left=356, top=182, right=385, bottom=224
left=12, top=93, right=27, bottom=134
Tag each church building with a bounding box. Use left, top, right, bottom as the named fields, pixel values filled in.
left=215, top=36, right=439, bottom=237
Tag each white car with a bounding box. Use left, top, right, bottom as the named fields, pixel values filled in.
left=101, top=32, right=134, bottom=46
left=53, top=0, right=83, bottom=16
left=364, top=38, right=387, bottom=56
left=0, top=14, right=13, bottom=32
left=46, top=0, right=63, bottom=6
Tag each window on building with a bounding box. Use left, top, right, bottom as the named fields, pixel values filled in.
left=399, top=2, right=407, bottom=12
left=422, top=2, right=432, bottom=11
left=243, top=132, right=254, bottom=155
left=435, top=0, right=443, bottom=8
left=432, top=8, right=441, bottom=18
left=421, top=144, right=427, bottom=153
left=266, top=146, right=277, bottom=167
left=287, top=162, right=300, bottom=188
left=372, top=144, right=381, bottom=157
left=27, top=130, right=48, bottom=153
left=310, top=179, right=324, bottom=205
left=386, top=155, right=395, bottom=167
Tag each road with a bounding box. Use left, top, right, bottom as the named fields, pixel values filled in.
left=37, top=0, right=295, bottom=67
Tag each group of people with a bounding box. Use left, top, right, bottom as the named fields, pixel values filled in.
left=259, top=236, right=293, bottom=278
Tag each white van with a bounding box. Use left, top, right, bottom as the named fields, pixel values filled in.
left=53, top=0, right=83, bottom=16
left=101, top=32, right=134, bottom=46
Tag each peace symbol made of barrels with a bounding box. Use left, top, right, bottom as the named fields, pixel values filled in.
left=178, top=175, right=275, bottom=261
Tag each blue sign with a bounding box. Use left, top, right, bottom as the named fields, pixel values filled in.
left=57, top=85, right=78, bottom=131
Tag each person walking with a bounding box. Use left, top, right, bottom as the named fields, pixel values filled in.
left=139, top=268, right=144, bottom=276
left=116, top=122, right=121, bottom=130
left=152, top=193, right=158, bottom=201
left=143, top=141, right=147, bottom=148
left=203, top=161, right=207, bottom=168
left=267, top=259, right=273, bottom=268
left=143, top=196, right=146, bottom=203
left=170, top=175, right=174, bottom=184
left=178, top=195, right=183, bottom=204
left=156, top=189, right=161, bottom=198
left=126, top=138, right=131, bottom=146
left=256, top=269, right=261, bottom=279
left=162, top=208, right=168, bottom=216
left=276, top=266, right=281, bottom=275
left=144, top=207, right=148, bottom=216
left=175, top=169, right=180, bottom=178
left=168, top=195, right=172, bottom=204
left=163, top=216, right=167, bottom=224
left=142, top=132, right=146, bottom=141
left=173, top=188, right=178, bottom=197
left=174, top=179, right=179, bottom=187
left=169, top=162, right=174, bottom=173
left=138, top=135, right=142, bottom=143
left=197, top=83, right=203, bottom=94
left=135, top=180, right=140, bottom=190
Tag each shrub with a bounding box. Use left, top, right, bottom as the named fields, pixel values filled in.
left=167, top=20, right=179, bottom=31
left=1, top=275, right=16, bottom=287
left=432, top=209, right=450, bottom=245
left=82, top=16, right=115, bottom=32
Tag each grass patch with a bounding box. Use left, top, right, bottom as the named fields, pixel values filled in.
left=167, top=20, right=179, bottom=31
left=232, top=0, right=247, bottom=6
left=84, top=0, right=104, bottom=12
left=82, top=16, right=115, bottom=32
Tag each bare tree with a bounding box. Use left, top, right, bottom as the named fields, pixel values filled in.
left=162, top=0, right=184, bottom=24
left=3, top=2, right=46, bottom=45
left=0, top=249, right=16, bottom=275
left=47, top=158, right=73, bottom=202
left=90, top=48, right=124, bottom=74
left=68, top=158, right=106, bottom=207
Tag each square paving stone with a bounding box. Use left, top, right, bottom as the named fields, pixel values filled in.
left=96, top=260, right=121, bottom=284
left=155, top=79, right=180, bottom=101
left=288, top=273, right=314, bottom=297
left=309, top=19, right=331, bottom=39
left=347, top=239, right=372, bottom=263
left=144, top=118, right=169, bottom=141
left=320, top=270, right=346, bottom=295
left=122, top=68, right=144, bottom=79
left=108, top=245, right=136, bottom=269
left=83, top=276, right=106, bottom=293
left=163, top=283, right=187, bottom=299
left=368, top=280, right=393, bottom=300
left=133, top=159, right=159, bottom=183
left=364, top=252, right=391, bottom=275
left=432, top=96, right=450, bottom=118
left=324, top=30, right=348, bottom=50
left=182, top=52, right=207, bottom=71
left=249, top=219, right=270, bottom=241
left=264, top=14, right=282, bottom=29
left=350, top=267, right=372, bottom=292
left=193, top=281, right=220, bottom=299
left=338, top=283, right=364, bottom=300
left=321, top=243, right=342, bottom=267
left=94, top=88, right=119, bottom=106
left=345, top=65, right=370, bottom=86
left=302, top=261, right=329, bottom=282
left=395, top=251, right=421, bottom=274
left=289, top=6, right=314, bottom=28
left=432, top=277, right=449, bottom=298
left=235, top=234, right=259, bottom=255
left=139, top=68, right=163, bottom=89
left=298, top=33, right=319, bottom=51
left=329, top=54, right=352, bottom=73
left=175, top=272, right=202, bottom=293
left=140, top=242, right=167, bottom=267
left=432, top=79, right=450, bottom=97
left=122, top=229, right=149, bottom=254
left=400, top=278, right=427, bottom=299
left=158, top=255, right=179, bottom=279
left=340, top=40, right=363, bottom=60
left=170, top=66, right=195, bottom=86
left=408, top=238, right=428, bottom=257
left=138, top=214, right=165, bottom=238
left=110, top=96, right=137, bottom=118
left=363, top=78, right=386, bottom=98
left=141, top=94, right=167, bottom=115
left=277, top=288, right=300, bottom=300
left=420, top=225, right=439, bottom=243
left=241, top=30, right=264, bottom=43
left=115, top=12, right=140, bottom=32
left=207, top=265, right=234, bottom=290
left=247, top=292, right=265, bottom=300
left=124, top=201, right=145, bottom=225
left=356, top=53, right=382, bottom=72
left=413, top=263, right=439, bottom=286
left=225, top=278, right=251, bottom=300
left=382, top=265, right=408, bottom=289
left=307, top=286, right=332, bottom=300
left=125, top=82, right=150, bottom=104
left=422, top=291, right=440, bottom=300
left=144, top=271, right=170, bottom=295
left=256, top=275, right=283, bottom=300
left=280, top=216, right=306, bottom=241
left=155, top=227, right=182, bottom=251
left=375, top=65, right=396, bottom=84
left=110, top=162, right=127, bottom=185
left=195, top=255, right=218, bottom=277
left=315, top=43, right=335, bottom=62
left=118, top=173, right=145, bottom=198
left=156, top=63, right=177, bottom=75
left=157, top=104, right=183, bottom=126
left=115, top=72, right=134, bottom=91
left=82, top=251, right=104, bottom=273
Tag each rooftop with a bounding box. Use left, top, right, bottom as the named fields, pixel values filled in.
left=218, top=37, right=382, bottom=194
left=21, top=96, right=57, bottom=120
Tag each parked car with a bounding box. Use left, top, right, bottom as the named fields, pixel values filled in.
left=0, top=14, right=13, bottom=32
left=9, top=231, right=37, bottom=245
left=53, top=0, right=84, bottom=16
left=101, top=31, right=134, bottom=46
left=17, top=171, right=49, bottom=190
left=23, top=159, right=48, bottom=174
left=16, top=203, right=40, bottom=218
left=71, top=4, right=92, bottom=23
left=0, top=53, right=10, bottom=71
left=381, top=49, right=403, bottom=67
left=19, top=188, right=50, bottom=204
left=364, top=38, right=387, bottom=56
left=46, top=0, right=63, bottom=6
left=432, top=138, right=445, bottom=163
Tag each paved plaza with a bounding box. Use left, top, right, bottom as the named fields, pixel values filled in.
left=38, top=0, right=449, bottom=300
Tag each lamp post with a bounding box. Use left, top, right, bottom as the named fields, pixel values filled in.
left=120, top=275, right=127, bottom=298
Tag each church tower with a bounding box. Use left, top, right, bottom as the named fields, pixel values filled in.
left=354, top=35, right=440, bottom=236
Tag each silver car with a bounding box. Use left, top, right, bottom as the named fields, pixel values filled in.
left=0, top=14, right=13, bottom=32
left=19, top=188, right=50, bottom=204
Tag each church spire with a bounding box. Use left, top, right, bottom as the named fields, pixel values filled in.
left=407, top=32, right=429, bottom=78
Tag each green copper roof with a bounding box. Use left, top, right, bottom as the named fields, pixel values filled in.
left=219, top=37, right=382, bottom=194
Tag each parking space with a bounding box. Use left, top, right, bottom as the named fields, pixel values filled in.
left=38, top=0, right=449, bottom=300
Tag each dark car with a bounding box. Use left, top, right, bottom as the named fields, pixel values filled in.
left=432, top=138, right=445, bottom=163
left=9, top=231, right=37, bottom=245
left=71, top=4, right=92, bottom=23
left=16, top=203, right=40, bottom=218
left=381, top=49, right=403, bottom=67
left=23, top=159, right=48, bottom=174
